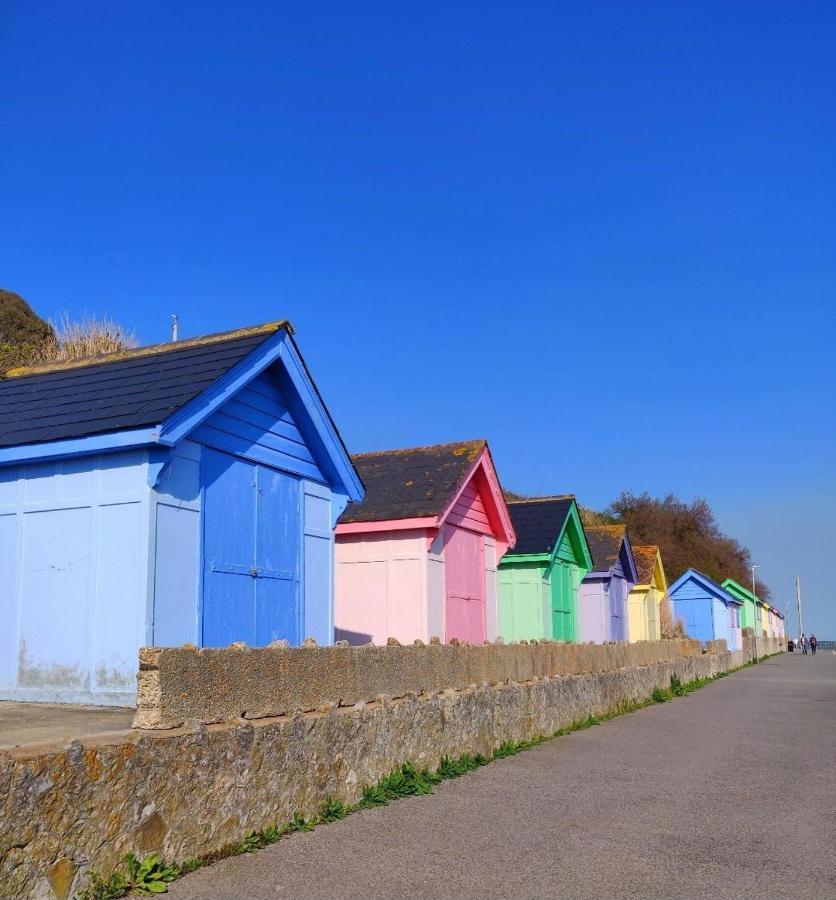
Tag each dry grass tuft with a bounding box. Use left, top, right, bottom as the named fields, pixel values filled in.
left=29, top=313, right=137, bottom=364
left=659, top=595, right=686, bottom=640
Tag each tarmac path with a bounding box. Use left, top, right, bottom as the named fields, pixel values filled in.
left=171, top=652, right=836, bottom=899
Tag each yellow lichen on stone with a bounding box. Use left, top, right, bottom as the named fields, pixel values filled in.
left=48, top=857, right=76, bottom=900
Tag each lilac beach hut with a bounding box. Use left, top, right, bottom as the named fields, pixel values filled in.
left=579, top=525, right=638, bottom=643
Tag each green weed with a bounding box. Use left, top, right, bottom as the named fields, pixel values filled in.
left=76, top=869, right=129, bottom=900
left=285, top=813, right=315, bottom=834
left=359, top=782, right=390, bottom=807
left=318, top=797, right=349, bottom=822
left=239, top=831, right=265, bottom=853
left=77, top=852, right=180, bottom=898
left=124, top=853, right=180, bottom=895
left=179, top=858, right=202, bottom=874
left=437, top=753, right=487, bottom=778
left=493, top=740, right=525, bottom=758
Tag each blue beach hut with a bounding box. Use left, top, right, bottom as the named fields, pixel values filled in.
left=0, top=321, right=363, bottom=705
left=666, top=568, right=743, bottom=650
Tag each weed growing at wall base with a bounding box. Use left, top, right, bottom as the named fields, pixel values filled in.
left=75, top=654, right=779, bottom=899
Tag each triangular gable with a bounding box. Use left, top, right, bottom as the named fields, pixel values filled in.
left=189, top=368, right=325, bottom=483
left=632, top=545, right=660, bottom=588
left=721, top=577, right=757, bottom=605
left=549, top=500, right=593, bottom=573
left=653, top=550, right=668, bottom=594
left=159, top=328, right=363, bottom=502
left=669, top=568, right=742, bottom=606
left=585, top=525, right=636, bottom=580
left=438, top=443, right=516, bottom=555
left=619, top=532, right=639, bottom=584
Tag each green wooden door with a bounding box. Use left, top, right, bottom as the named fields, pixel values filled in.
left=551, top=561, right=576, bottom=642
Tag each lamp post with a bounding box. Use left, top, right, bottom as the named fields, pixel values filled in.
left=751, top=564, right=758, bottom=663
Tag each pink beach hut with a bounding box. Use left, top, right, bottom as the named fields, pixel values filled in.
left=334, top=440, right=516, bottom=646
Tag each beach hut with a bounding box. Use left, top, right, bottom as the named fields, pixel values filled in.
left=0, top=321, right=363, bottom=705
left=497, top=496, right=592, bottom=642
left=667, top=569, right=743, bottom=650
left=626, top=545, right=667, bottom=642
left=760, top=601, right=773, bottom=638
left=772, top=607, right=780, bottom=637
left=334, top=440, right=516, bottom=645
left=721, top=578, right=759, bottom=634
left=579, top=525, right=638, bottom=643
left=773, top=608, right=785, bottom=639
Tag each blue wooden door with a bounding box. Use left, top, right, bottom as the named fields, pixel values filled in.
left=692, top=596, right=713, bottom=643
left=254, top=465, right=300, bottom=645
left=202, top=448, right=301, bottom=647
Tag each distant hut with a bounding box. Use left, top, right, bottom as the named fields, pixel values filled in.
left=667, top=569, right=743, bottom=650
left=626, top=545, right=667, bottom=642
left=721, top=578, right=760, bottom=635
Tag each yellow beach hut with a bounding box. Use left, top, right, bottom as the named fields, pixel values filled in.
left=758, top=599, right=771, bottom=637
left=626, top=545, right=667, bottom=642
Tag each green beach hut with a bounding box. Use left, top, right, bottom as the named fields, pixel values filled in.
left=721, top=578, right=759, bottom=633
left=498, top=496, right=592, bottom=642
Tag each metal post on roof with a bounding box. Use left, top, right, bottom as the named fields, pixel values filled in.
left=171, top=314, right=180, bottom=342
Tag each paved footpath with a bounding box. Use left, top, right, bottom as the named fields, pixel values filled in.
left=171, top=653, right=836, bottom=899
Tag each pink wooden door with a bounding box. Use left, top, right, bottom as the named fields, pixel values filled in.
left=444, top=525, right=486, bottom=643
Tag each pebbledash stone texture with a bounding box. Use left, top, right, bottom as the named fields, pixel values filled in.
left=0, top=637, right=785, bottom=899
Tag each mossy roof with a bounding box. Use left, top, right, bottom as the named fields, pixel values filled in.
left=340, top=439, right=486, bottom=523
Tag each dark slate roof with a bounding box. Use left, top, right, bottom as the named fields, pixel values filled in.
left=504, top=496, right=575, bottom=555
left=632, top=545, right=659, bottom=584
left=0, top=323, right=286, bottom=448
left=339, top=440, right=486, bottom=524
left=585, top=524, right=627, bottom=572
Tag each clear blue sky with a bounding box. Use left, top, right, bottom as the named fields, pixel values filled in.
left=2, top=2, right=834, bottom=636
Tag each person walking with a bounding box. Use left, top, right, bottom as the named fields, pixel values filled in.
left=800, top=633, right=808, bottom=654
left=810, top=634, right=817, bottom=655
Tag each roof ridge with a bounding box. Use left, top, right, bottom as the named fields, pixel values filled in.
left=3, top=320, right=291, bottom=380
left=351, top=439, right=486, bottom=458
left=506, top=494, right=575, bottom=504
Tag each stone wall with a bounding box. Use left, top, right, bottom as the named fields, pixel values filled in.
left=1, top=639, right=783, bottom=898
left=134, top=638, right=703, bottom=729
